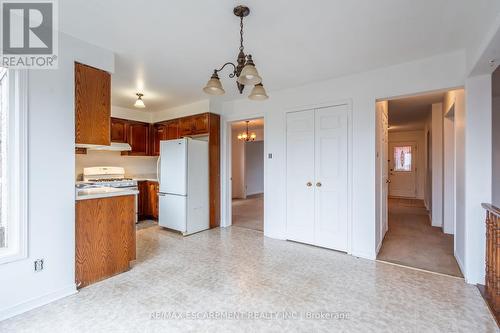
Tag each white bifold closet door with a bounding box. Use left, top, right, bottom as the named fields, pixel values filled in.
left=286, top=105, right=348, bottom=252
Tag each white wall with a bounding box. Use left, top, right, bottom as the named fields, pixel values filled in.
left=0, top=33, right=115, bottom=321
left=388, top=130, right=426, bottom=200
left=219, top=50, right=466, bottom=260
left=245, top=141, right=264, bottom=196
left=464, top=75, right=492, bottom=284
left=231, top=127, right=246, bottom=199
left=443, top=90, right=460, bottom=235
left=152, top=99, right=209, bottom=123
left=454, top=89, right=466, bottom=275
left=111, top=105, right=153, bottom=123
left=431, top=103, right=444, bottom=227
left=75, top=151, right=157, bottom=180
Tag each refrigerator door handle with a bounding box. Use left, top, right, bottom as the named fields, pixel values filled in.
left=156, top=156, right=161, bottom=184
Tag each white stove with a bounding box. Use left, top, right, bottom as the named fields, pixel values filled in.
left=77, top=167, right=138, bottom=189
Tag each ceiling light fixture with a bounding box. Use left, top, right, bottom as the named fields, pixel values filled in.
left=203, top=5, right=268, bottom=101
left=134, top=93, right=145, bottom=108
left=237, top=121, right=256, bottom=142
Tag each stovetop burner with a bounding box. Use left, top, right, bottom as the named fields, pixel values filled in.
left=89, top=178, right=133, bottom=182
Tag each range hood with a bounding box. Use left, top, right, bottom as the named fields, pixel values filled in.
left=75, top=142, right=132, bottom=152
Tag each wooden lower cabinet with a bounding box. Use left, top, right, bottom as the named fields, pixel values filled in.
left=138, top=181, right=159, bottom=220
left=75, top=195, right=136, bottom=288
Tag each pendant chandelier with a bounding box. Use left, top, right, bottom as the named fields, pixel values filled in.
left=237, top=121, right=256, bottom=142
left=203, top=6, right=269, bottom=101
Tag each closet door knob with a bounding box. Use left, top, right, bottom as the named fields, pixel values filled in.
left=316, top=182, right=322, bottom=187
left=306, top=182, right=312, bottom=187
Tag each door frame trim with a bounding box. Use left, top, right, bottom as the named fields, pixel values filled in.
left=283, top=100, right=353, bottom=255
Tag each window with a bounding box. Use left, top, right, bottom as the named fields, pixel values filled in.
left=393, top=146, right=412, bottom=172
left=0, top=68, right=28, bottom=264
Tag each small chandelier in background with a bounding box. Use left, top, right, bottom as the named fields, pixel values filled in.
left=134, top=93, right=145, bottom=108
left=237, top=121, right=256, bottom=142
left=203, top=5, right=269, bottom=101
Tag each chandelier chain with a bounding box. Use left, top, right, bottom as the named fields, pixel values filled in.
left=239, top=16, right=244, bottom=52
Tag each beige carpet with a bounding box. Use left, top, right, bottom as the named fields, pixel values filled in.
left=377, top=198, right=463, bottom=277
left=232, top=194, right=263, bottom=231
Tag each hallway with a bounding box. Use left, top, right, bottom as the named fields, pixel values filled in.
left=231, top=194, right=263, bottom=231
left=377, top=198, right=463, bottom=277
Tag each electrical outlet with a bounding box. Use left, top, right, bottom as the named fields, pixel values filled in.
left=34, top=259, right=44, bottom=272
left=268, top=153, right=273, bottom=159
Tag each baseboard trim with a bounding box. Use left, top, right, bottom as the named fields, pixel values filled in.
left=0, top=284, right=77, bottom=322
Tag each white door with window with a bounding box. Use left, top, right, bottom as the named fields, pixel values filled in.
left=286, top=105, right=348, bottom=251
left=388, top=142, right=417, bottom=198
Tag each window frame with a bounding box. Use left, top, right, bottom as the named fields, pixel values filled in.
left=0, top=69, right=28, bottom=265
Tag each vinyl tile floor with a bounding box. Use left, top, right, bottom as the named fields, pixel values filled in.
left=0, top=226, right=496, bottom=332
left=231, top=194, right=263, bottom=232
left=378, top=198, right=463, bottom=277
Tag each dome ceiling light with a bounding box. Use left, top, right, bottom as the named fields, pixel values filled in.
left=134, top=93, right=145, bottom=108
left=203, top=5, right=268, bottom=101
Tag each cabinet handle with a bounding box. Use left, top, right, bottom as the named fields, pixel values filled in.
left=316, top=182, right=322, bottom=187
left=306, top=182, right=312, bottom=187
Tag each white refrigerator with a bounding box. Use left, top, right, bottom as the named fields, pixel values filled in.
left=157, top=138, right=209, bottom=235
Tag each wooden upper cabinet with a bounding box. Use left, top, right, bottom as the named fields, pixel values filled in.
left=75, top=62, right=111, bottom=145
left=128, top=122, right=149, bottom=155
left=192, top=113, right=209, bottom=134
left=166, top=120, right=179, bottom=140
left=178, top=113, right=209, bottom=137
left=179, top=117, right=194, bottom=137
left=151, top=124, right=167, bottom=156
left=110, top=118, right=128, bottom=143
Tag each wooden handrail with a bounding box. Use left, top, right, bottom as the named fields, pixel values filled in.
left=482, top=203, right=500, bottom=217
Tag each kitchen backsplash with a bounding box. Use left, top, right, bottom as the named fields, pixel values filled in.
left=75, top=150, right=157, bottom=181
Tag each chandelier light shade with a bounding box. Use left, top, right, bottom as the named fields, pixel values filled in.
left=134, top=93, right=145, bottom=108
left=203, top=5, right=268, bottom=101
left=203, top=72, right=225, bottom=95
left=237, top=55, right=262, bottom=86
left=237, top=121, right=257, bottom=142
left=249, top=83, right=269, bottom=101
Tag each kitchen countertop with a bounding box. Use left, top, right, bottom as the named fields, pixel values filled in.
left=130, top=174, right=159, bottom=182
left=76, top=187, right=139, bottom=201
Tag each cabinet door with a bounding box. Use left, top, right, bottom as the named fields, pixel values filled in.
left=75, top=63, right=111, bottom=145
left=148, top=181, right=159, bottom=220
left=179, top=117, right=194, bottom=137
left=128, top=123, right=149, bottom=155
left=137, top=181, right=148, bottom=219
left=314, top=106, right=348, bottom=251
left=152, top=124, right=167, bottom=156
left=285, top=110, right=315, bottom=244
left=166, top=120, right=179, bottom=140
left=192, top=114, right=209, bottom=134
left=111, top=118, right=128, bottom=143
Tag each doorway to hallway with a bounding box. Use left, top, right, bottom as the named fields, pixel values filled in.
left=230, top=118, right=264, bottom=232
left=375, top=89, right=464, bottom=277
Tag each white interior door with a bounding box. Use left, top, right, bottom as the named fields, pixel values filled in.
left=314, top=106, right=348, bottom=251
left=286, top=110, right=315, bottom=244
left=388, top=142, right=417, bottom=198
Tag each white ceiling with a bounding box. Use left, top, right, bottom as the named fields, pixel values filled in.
left=60, top=0, right=500, bottom=111
left=388, top=92, right=445, bottom=131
